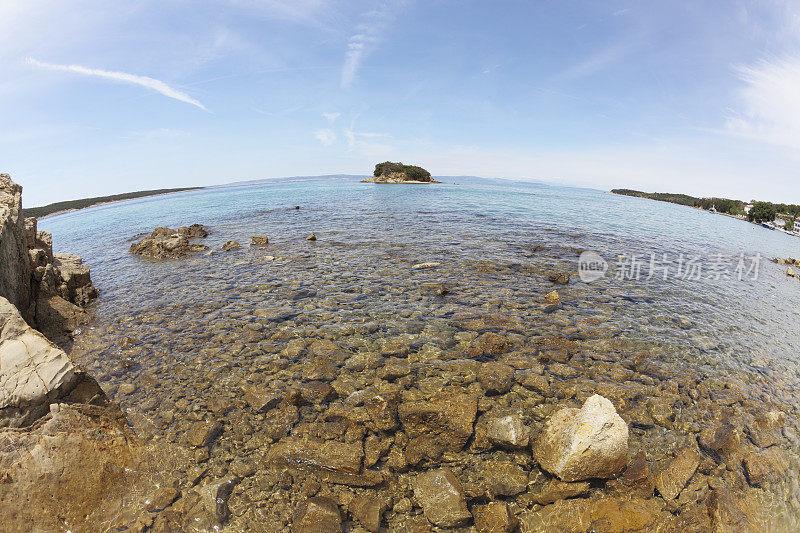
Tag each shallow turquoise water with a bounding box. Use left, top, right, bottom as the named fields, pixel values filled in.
left=38, top=176, right=800, bottom=530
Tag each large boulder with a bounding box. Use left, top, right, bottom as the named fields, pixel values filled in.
left=532, top=394, right=629, bottom=482
left=0, top=174, right=32, bottom=321
left=130, top=226, right=209, bottom=258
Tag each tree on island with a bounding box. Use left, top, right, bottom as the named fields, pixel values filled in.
left=748, top=202, right=777, bottom=223
left=373, top=162, right=433, bottom=182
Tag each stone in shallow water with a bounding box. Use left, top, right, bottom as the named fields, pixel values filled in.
left=606, top=451, right=654, bottom=499
left=348, top=493, right=390, bottom=532
left=654, top=446, right=700, bottom=500
left=186, top=420, right=223, bottom=448
left=531, top=478, right=591, bottom=505
left=294, top=496, right=341, bottom=533
left=473, top=501, right=518, bottom=533
left=199, top=475, right=240, bottom=523
left=251, top=235, right=269, bottom=245
left=486, top=412, right=529, bottom=448
left=222, top=240, right=240, bottom=251
left=399, top=392, right=478, bottom=453
left=544, top=290, right=560, bottom=304
left=477, top=362, right=515, bottom=394
left=743, top=447, right=788, bottom=487
left=413, top=468, right=471, bottom=528
left=532, top=394, right=628, bottom=482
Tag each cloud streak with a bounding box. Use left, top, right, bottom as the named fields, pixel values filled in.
left=341, top=2, right=404, bottom=88
left=725, top=55, right=800, bottom=149
left=26, top=57, right=208, bottom=111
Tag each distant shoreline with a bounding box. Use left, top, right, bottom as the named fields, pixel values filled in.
left=28, top=187, right=204, bottom=219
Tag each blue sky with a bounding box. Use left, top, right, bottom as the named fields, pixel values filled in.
left=2, top=1, right=800, bottom=207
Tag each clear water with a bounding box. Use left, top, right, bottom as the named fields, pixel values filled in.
left=38, top=177, right=800, bottom=531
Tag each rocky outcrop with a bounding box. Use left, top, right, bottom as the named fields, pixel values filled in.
left=130, top=226, right=209, bottom=258
left=1, top=174, right=98, bottom=348
left=0, top=174, right=32, bottom=321
left=0, top=296, right=107, bottom=427
left=533, top=394, right=629, bottom=482
left=0, top=295, right=136, bottom=531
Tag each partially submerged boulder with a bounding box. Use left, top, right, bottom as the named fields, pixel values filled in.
left=130, top=226, right=209, bottom=258
left=533, top=394, right=629, bottom=482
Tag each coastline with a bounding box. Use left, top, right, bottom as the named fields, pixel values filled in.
left=37, top=187, right=205, bottom=220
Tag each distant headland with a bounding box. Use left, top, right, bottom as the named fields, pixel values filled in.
left=24, top=187, right=204, bottom=219
left=362, top=162, right=440, bottom=184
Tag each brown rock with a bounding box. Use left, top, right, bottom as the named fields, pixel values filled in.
left=743, top=447, right=788, bottom=487
left=147, top=486, right=179, bottom=512
left=186, top=420, right=223, bottom=448
left=479, top=460, right=529, bottom=497
left=267, top=436, right=363, bottom=475
left=242, top=387, right=282, bottom=412
left=548, top=272, right=570, bottom=284
left=477, top=362, right=515, bottom=394
left=468, top=332, right=511, bottom=357
left=746, top=411, right=784, bottom=448
left=200, top=475, right=239, bottom=523
left=222, top=240, right=240, bottom=251
left=349, top=494, right=390, bottom=532
left=294, top=497, right=341, bottom=533
left=413, top=468, right=471, bottom=528
left=473, top=501, right=518, bottom=533
left=606, top=451, right=654, bottom=498
left=707, top=488, right=750, bottom=532
left=178, top=224, right=209, bottom=238
left=544, top=290, right=560, bottom=304
left=250, top=236, right=269, bottom=245
left=130, top=227, right=209, bottom=258
left=365, top=390, right=399, bottom=431
left=654, top=447, right=700, bottom=500
left=378, top=358, right=411, bottom=380
left=518, top=498, right=591, bottom=533
left=307, top=233, right=317, bottom=241
left=399, top=392, right=477, bottom=453
left=531, top=478, right=590, bottom=505
left=486, top=412, right=529, bottom=448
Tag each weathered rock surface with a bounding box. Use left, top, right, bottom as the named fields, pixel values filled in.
left=473, top=501, right=518, bottom=533
left=294, top=496, right=342, bottom=533
left=531, top=478, right=591, bottom=505
left=1, top=296, right=105, bottom=427
left=654, top=447, right=700, bottom=500
left=0, top=174, right=31, bottom=320
left=533, top=394, right=628, bottom=481
left=1, top=174, right=97, bottom=343
left=413, top=468, right=471, bottom=527
left=130, top=226, right=209, bottom=258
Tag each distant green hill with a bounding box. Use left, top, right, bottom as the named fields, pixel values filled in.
left=24, top=187, right=203, bottom=218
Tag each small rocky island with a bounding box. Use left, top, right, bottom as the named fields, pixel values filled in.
left=361, top=162, right=440, bottom=183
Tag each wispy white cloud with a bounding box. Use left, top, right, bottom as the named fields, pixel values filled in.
left=551, top=42, right=631, bottom=83
left=314, top=128, right=336, bottom=146
left=725, top=55, right=800, bottom=149
left=323, top=112, right=341, bottom=124
left=341, top=2, right=404, bottom=88
left=25, top=57, right=208, bottom=111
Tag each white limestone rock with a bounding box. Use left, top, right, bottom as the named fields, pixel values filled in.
left=532, top=394, right=629, bottom=482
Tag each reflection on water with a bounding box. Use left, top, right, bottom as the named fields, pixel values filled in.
left=42, top=178, right=800, bottom=531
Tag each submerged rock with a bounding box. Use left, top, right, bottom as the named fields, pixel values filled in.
left=413, top=468, right=471, bottom=527
left=307, top=233, right=317, bottom=241
left=222, top=240, right=240, bottom=251
left=544, top=290, right=560, bottom=304
left=251, top=235, right=269, bottom=245
left=473, top=501, right=518, bottom=533
left=548, top=272, right=571, bottom=284
left=294, top=496, right=342, bottom=533
left=654, top=447, right=700, bottom=500
left=533, top=394, right=628, bottom=482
